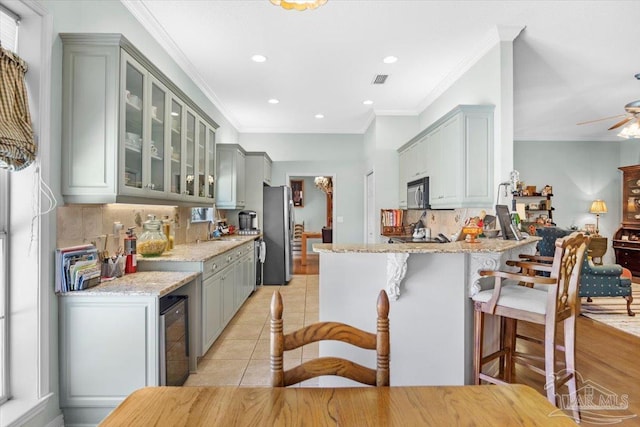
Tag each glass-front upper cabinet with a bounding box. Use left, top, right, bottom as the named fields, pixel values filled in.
left=185, top=112, right=196, bottom=197
left=148, top=78, right=167, bottom=193
left=207, top=128, right=216, bottom=199
left=170, top=99, right=183, bottom=197
left=123, top=57, right=145, bottom=190
left=197, top=121, right=206, bottom=198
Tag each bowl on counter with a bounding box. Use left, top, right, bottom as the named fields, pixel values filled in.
left=483, top=229, right=500, bottom=238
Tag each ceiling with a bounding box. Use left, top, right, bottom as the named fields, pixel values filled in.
left=124, top=0, right=640, bottom=141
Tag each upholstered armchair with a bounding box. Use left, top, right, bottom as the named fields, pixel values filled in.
left=535, top=227, right=569, bottom=256
left=580, top=256, right=634, bottom=316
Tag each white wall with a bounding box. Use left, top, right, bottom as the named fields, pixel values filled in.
left=16, top=1, right=240, bottom=425
left=514, top=140, right=622, bottom=264
left=239, top=133, right=365, bottom=244
left=363, top=116, right=420, bottom=238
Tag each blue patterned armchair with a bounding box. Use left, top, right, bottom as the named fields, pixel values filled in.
left=580, top=256, right=634, bottom=316
left=535, top=227, right=569, bottom=256
left=534, top=227, right=634, bottom=316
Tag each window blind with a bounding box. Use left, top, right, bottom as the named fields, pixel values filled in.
left=0, top=6, right=35, bottom=171
left=0, top=6, right=19, bottom=53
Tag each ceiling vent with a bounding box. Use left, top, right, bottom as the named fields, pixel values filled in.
left=372, top=74, right=388, bottom=85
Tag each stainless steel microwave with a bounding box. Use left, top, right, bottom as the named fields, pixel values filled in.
left=407, top=177, right=430, bottom=210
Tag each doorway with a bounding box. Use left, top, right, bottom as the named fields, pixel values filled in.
left=286, top=173, right=336, bottom=274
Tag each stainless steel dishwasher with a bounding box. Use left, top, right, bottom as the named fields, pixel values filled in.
left=159, top=295, right=189, bottom=386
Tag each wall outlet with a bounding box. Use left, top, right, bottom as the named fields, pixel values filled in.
left=113, top=221, right=123, bottom=237
left=337, top=216, right=344, bottom=223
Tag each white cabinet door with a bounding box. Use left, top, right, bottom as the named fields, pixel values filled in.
left=462, top=111, right=494, bottom=205
left=426, top=127, right=443, bottom=203
left=236, top=149, right=246, bottom=208
left=415, top=137, right=429, bottom=178
left=439, top=113, right=462, bottom=204
left=263, top=155, right=272, bottom=185
left=202, top=272, right=223, bottom=353
left=398, top=149, right=410, bottom=208
left=222, top=265, right=235, bottom=325
left=425, top=106, right=494, bottom=209
left=216, top=145, right=246, bottom=209
left=59, top=296, right=158, bottom=408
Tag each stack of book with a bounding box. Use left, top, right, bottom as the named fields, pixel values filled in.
left=55, top=244, right=101, bottom=293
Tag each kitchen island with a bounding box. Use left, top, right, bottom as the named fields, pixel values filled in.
left=313, top=237, right=539, bottom=386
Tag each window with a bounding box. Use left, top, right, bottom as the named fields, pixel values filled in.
left=0, top=5, right=19, bottom=53
left=0, top=169, right=6, bottom=405
left=0, top=4, right=18, bottom=405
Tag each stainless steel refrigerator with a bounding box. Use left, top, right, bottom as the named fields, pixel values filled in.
left=262, top=185, right=294, bottom=285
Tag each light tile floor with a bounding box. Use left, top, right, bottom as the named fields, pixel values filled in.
left=184, top=274, right=319, bottom=387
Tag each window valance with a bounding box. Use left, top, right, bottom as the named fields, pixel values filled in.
left=0, top=46, right=36, bottom=171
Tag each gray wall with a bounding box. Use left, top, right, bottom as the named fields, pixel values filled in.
left=514, top=140, right=624, bottom=264
left=290, top=176, right=327, bottom=252
left=239, top=133, right=365, bottom=244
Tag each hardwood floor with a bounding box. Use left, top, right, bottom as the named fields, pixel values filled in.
left=515, top=317, right=640, bottom=423
left=293, top=253, right=319, bottom=275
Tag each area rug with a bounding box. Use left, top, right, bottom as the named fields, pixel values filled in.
left=580, top=283, right=640, bottom=338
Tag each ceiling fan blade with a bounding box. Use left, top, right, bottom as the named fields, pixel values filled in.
left=608, top=116, right=634, bottom=130
left=576, top=114, right=626, bottom=126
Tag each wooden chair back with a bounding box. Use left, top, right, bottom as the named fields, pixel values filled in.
left=270, top=289, right=390, bottom=387
left=547, top=232, right=590, bottom=322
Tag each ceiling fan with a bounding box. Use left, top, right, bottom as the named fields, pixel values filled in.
left=577, top=73, right=640, bottom=135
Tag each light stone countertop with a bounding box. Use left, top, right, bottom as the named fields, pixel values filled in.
left=313, top=236, right=540, bottom=254
left=136, top=235, right=260, bottom=263
left=58, top=271, right=199, bottom=297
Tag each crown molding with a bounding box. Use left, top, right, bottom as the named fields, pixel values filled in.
left=120, top=0, right=240, bottom=131
left=415, top=24, right=525, bottom=113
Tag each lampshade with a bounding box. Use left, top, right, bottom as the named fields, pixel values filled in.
left=270, top=0, right=327, bottom=11
left=590, top=200, right=608, bottom=214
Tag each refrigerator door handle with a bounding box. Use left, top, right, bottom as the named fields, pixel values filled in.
left=260, top=241, right=266, bottom=263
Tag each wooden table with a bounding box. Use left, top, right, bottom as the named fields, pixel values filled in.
left=588, top=236, right=608, bottom=265
left=301, top=231, right=322, bottom=265
left=100, top=385, right=578, bottom=426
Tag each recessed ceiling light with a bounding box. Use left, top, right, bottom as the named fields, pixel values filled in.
left=315, top=114, right=324, bottom=119
left=268, top=98, right=280, bottom=104
left=383, top=56, right=398, bottom=64
left=363, top=100, right=374, bottom=105
left=251, top=54, right=267, bottom=63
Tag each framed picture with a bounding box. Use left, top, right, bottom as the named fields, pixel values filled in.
left=291, top=179, right=304, bottom=207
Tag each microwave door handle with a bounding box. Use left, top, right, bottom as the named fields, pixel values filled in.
left=416, top=188, right=422, bottom=206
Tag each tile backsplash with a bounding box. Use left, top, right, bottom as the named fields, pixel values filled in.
left=404, top=207, right=491, bottom=239
left=56, top=204, right=213, bottom=252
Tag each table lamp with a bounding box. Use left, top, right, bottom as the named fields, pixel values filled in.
left=589, top=199, right=607, bottom=236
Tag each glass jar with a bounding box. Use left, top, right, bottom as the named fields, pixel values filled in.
left=162, top=215, right=175, bottom=251
left=138, top=215, right=168, bottom=257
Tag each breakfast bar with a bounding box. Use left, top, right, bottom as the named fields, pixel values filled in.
left=313, top=237, right=539, bottom=386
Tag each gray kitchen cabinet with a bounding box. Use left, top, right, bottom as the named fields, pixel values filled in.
left=222, top=263, right=236, bottom=325
left=58, top=272, right=198, bottom=426
left=245, top=151, right=273, bottom=229
left=137, top=240, right=256, bottom=355
left=216, top=144, right=246, bottom=209
left=398, top=148, right=410, bottom=208
left=60, top=33, right=218, bottom=207
left=202, top=272, right=223, bottom=352
left=402, top=105, right=494, bottom=209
